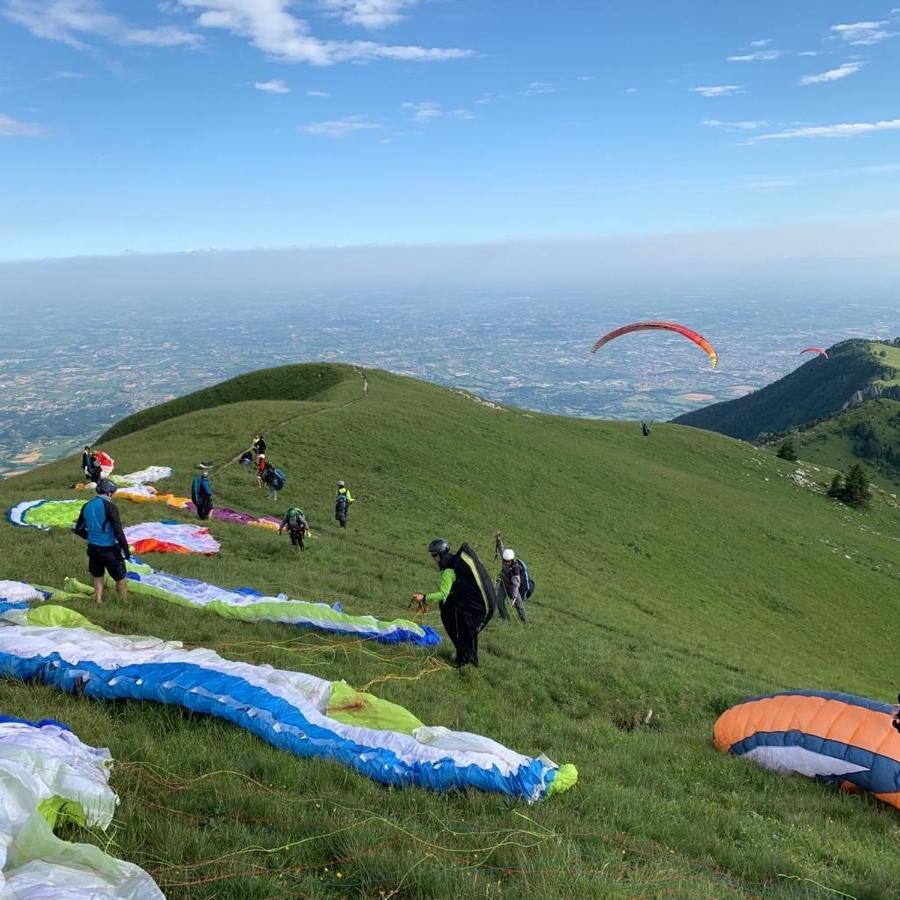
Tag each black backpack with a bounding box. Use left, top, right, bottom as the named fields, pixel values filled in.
left=517, top=558, right=535, bottom=600
left=453, top=542, right=497, bottom=627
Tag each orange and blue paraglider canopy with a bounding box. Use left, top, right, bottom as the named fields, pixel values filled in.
left=800, top=347, right=829, bottom=359
left=590, top=321, right=718, bottom=367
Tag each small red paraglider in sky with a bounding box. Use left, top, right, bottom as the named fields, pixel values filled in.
left=800, top=347, right=829, bottom=359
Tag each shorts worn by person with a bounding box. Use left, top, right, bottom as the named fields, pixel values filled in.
left=279, top=506, right=309, bottom=551
left=411, top=538, right=496, bottom=668
left=74, top=479, right=131, bottom=604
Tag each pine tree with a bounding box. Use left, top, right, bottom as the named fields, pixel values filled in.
left=841, top=464, right=871, bottom=507
left=827, top=473, right=844, bottom=499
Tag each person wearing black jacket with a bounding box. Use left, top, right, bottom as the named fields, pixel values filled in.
left=191, top=466, right=214, bottom=520
left=411, top=539, right=495, bottom=668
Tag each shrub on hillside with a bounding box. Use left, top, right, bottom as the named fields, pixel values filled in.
left=776, top=439, right=798, bottom=461
left=828, top=464, right=872, bottom=507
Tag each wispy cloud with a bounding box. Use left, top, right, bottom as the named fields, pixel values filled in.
left=52, top=69, right=86, bottom=79
left=624, top=87, right=638, bottom=94
left=743, top=178, right=798, bottom=190
left=4, top=0, right=201, bottom=50
left=301, top=115, right=381, bottom=137
left=797, top=50, right=821, bottom=57
left=0, top=111, right=50, bottom=137
left=254, top=78, right=289, bottom=93
left=702, top=118, right=769, bottom=130
left=319, top=0, right=419, bottom=29
left=727, top=49, right=783, bottom=61
left=831, top=21, right=897, bottom=45
left=306, top=89, right=330, bottom=97
left=690, top=85, right=742, bottom=97
left=402, top=101, right=474, bottom=122
left=525, top=81, right=557, bottom=95
left=746, top=118, right=900, bottom=143
left=174, top=0, right=473, bottom=65
left=799, top=61, right=863, bottom=85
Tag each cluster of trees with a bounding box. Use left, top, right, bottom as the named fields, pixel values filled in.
left=846, top=421, right=900, bottom=469
left=828, top=464, right=872, bottom=507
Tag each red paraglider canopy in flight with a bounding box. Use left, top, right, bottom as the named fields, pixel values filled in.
left=800, top=347, right=829, bottom=359
left=590, top=321, right=718, bottom=367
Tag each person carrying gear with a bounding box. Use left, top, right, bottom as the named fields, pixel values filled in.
left=191, top=465, right=214, bottom=520
left=335, top=481, right=354, bottom=528
left=84, top=449, right=102, bottom=484
left=494, top=532, right=527, bottom=623
left=411, top=538, right=496, bottom=668
left=253, top=434, right=267, bottom=474
left=74, top=479, right=131, bottom=604
left=279, top=506, right=309, bottom=551
left=641, top=420, right=652, bottom=437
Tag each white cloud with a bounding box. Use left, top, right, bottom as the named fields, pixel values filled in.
left=0, top=111, right=50, bottom=137
left=749, top=38, right=772, bottom=47
left=319, top=0, right=419, bottom=29
left=402, top=101, right=474, bottom=122
left=743, top=179, right=798, bottom=189
left=690, top=85, right=743, bottom=97
left=4, top=0, right=200, bottom=49
left=747, top=118, right=900, bottom=143
left=831, top=21, right=897, bottom=45
left=254, top=78, right=289, bottom=93
left=301, top=115, right=381, bottom=137
left=797, top=50, right=821, bottom=57
left=526, top=81, right=556, bottom=95
left=174, top=0, right=473, bottom=65
left=702, top=118, right=768, bottom=130
left=403, top=100, right=441, bottom=121
left=52, top=69, right=86, bottom=79
left=799, top=62, right=863, bottom=85
left=306, top=89, right=330, bottom=97
left=727, top=50, right=783, bottom=61
left=624, top=87, right=638, bottom=94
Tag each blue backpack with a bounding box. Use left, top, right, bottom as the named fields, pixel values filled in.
left=517, top=558, right=535, bottom=600
left=271, top=468, right=286, bottom=491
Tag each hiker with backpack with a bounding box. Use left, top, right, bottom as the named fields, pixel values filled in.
left=279, top=506, right=309, bottom=551
left=253, top=434, right=267, bottom=475
left=260, top=461, right=286, bottom=500
left=335, top=481, right=354, bottom=528
left=411, top=539, right=496, bottom=668
left=494, top=532, right=529, bottom=623
left=74, top=479, right=130, bottom=604
left=191, top=465, right=214, bottom=520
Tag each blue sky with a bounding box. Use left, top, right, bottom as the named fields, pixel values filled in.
left=1, top=0, right=899, bottom=260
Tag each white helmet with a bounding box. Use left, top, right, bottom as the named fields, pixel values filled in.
left=502, top=548, right=515, bottom=562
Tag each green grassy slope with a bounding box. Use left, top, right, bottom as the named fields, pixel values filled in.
left=99, top=362, right=358, bottom=441
left=778, top=398, right=900, bottom=492
left=1, top=364, right=898, bottom=898
left=673, top=339, right=900, bottom=441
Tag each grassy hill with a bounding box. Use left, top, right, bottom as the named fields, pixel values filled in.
left=772, top=398, right=900, bottom=492
left=1, top=364, right=898, bottom=898
left=673, top=339, right=900, bottom=441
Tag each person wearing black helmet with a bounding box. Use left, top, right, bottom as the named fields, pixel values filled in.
left=411, top=538, right=495, bottom=668
left=74, top=478, right=131, bottom=604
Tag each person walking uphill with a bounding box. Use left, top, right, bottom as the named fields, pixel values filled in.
left=191, top=465, right=214, bottom=520
left=253, top=434, right=267, bottom=475
left=334, top=481, right=354, bottom=528
left=494, top=532, right=527, bottom=623
left=74, top=479, right=130, bottom=605
left=411, top=539, right=496, bottom=668
left=279, top=506, right=309, bottom=551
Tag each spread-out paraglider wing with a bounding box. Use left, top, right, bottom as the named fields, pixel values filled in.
left=800, top=347, right=829, bottom=359
left=590, top=321, right=718, bottom=367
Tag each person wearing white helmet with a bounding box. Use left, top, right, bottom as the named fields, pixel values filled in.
left=495, top=532, right=527, bottom=623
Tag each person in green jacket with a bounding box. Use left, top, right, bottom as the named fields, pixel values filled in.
left=411, top=538, right=495, bottom=668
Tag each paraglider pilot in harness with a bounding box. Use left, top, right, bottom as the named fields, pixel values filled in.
left=74, top=479, right=131, bottom=604
left=191, top=464, right=214, bottom=520
left=279, top=506, right=309, bottom=551
left=411, top=539, right=495, bottom=668
left=494, top=532, right=528, bottom=623
left=335, top=481, right=354, bottom=528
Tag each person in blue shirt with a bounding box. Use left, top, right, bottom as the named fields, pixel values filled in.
left=191, top=464, right=214, bottom=520
left=74, top=479, right=131, bottom=604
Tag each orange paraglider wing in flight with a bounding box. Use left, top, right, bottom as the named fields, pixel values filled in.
left=590, top=321, right=718, bottom=367
left=800, top=347, right=829, bottom=359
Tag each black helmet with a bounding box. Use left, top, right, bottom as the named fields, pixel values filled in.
left=96, top=478, right=117, bottom=495
left=427, top=538, right=450, bottom=556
